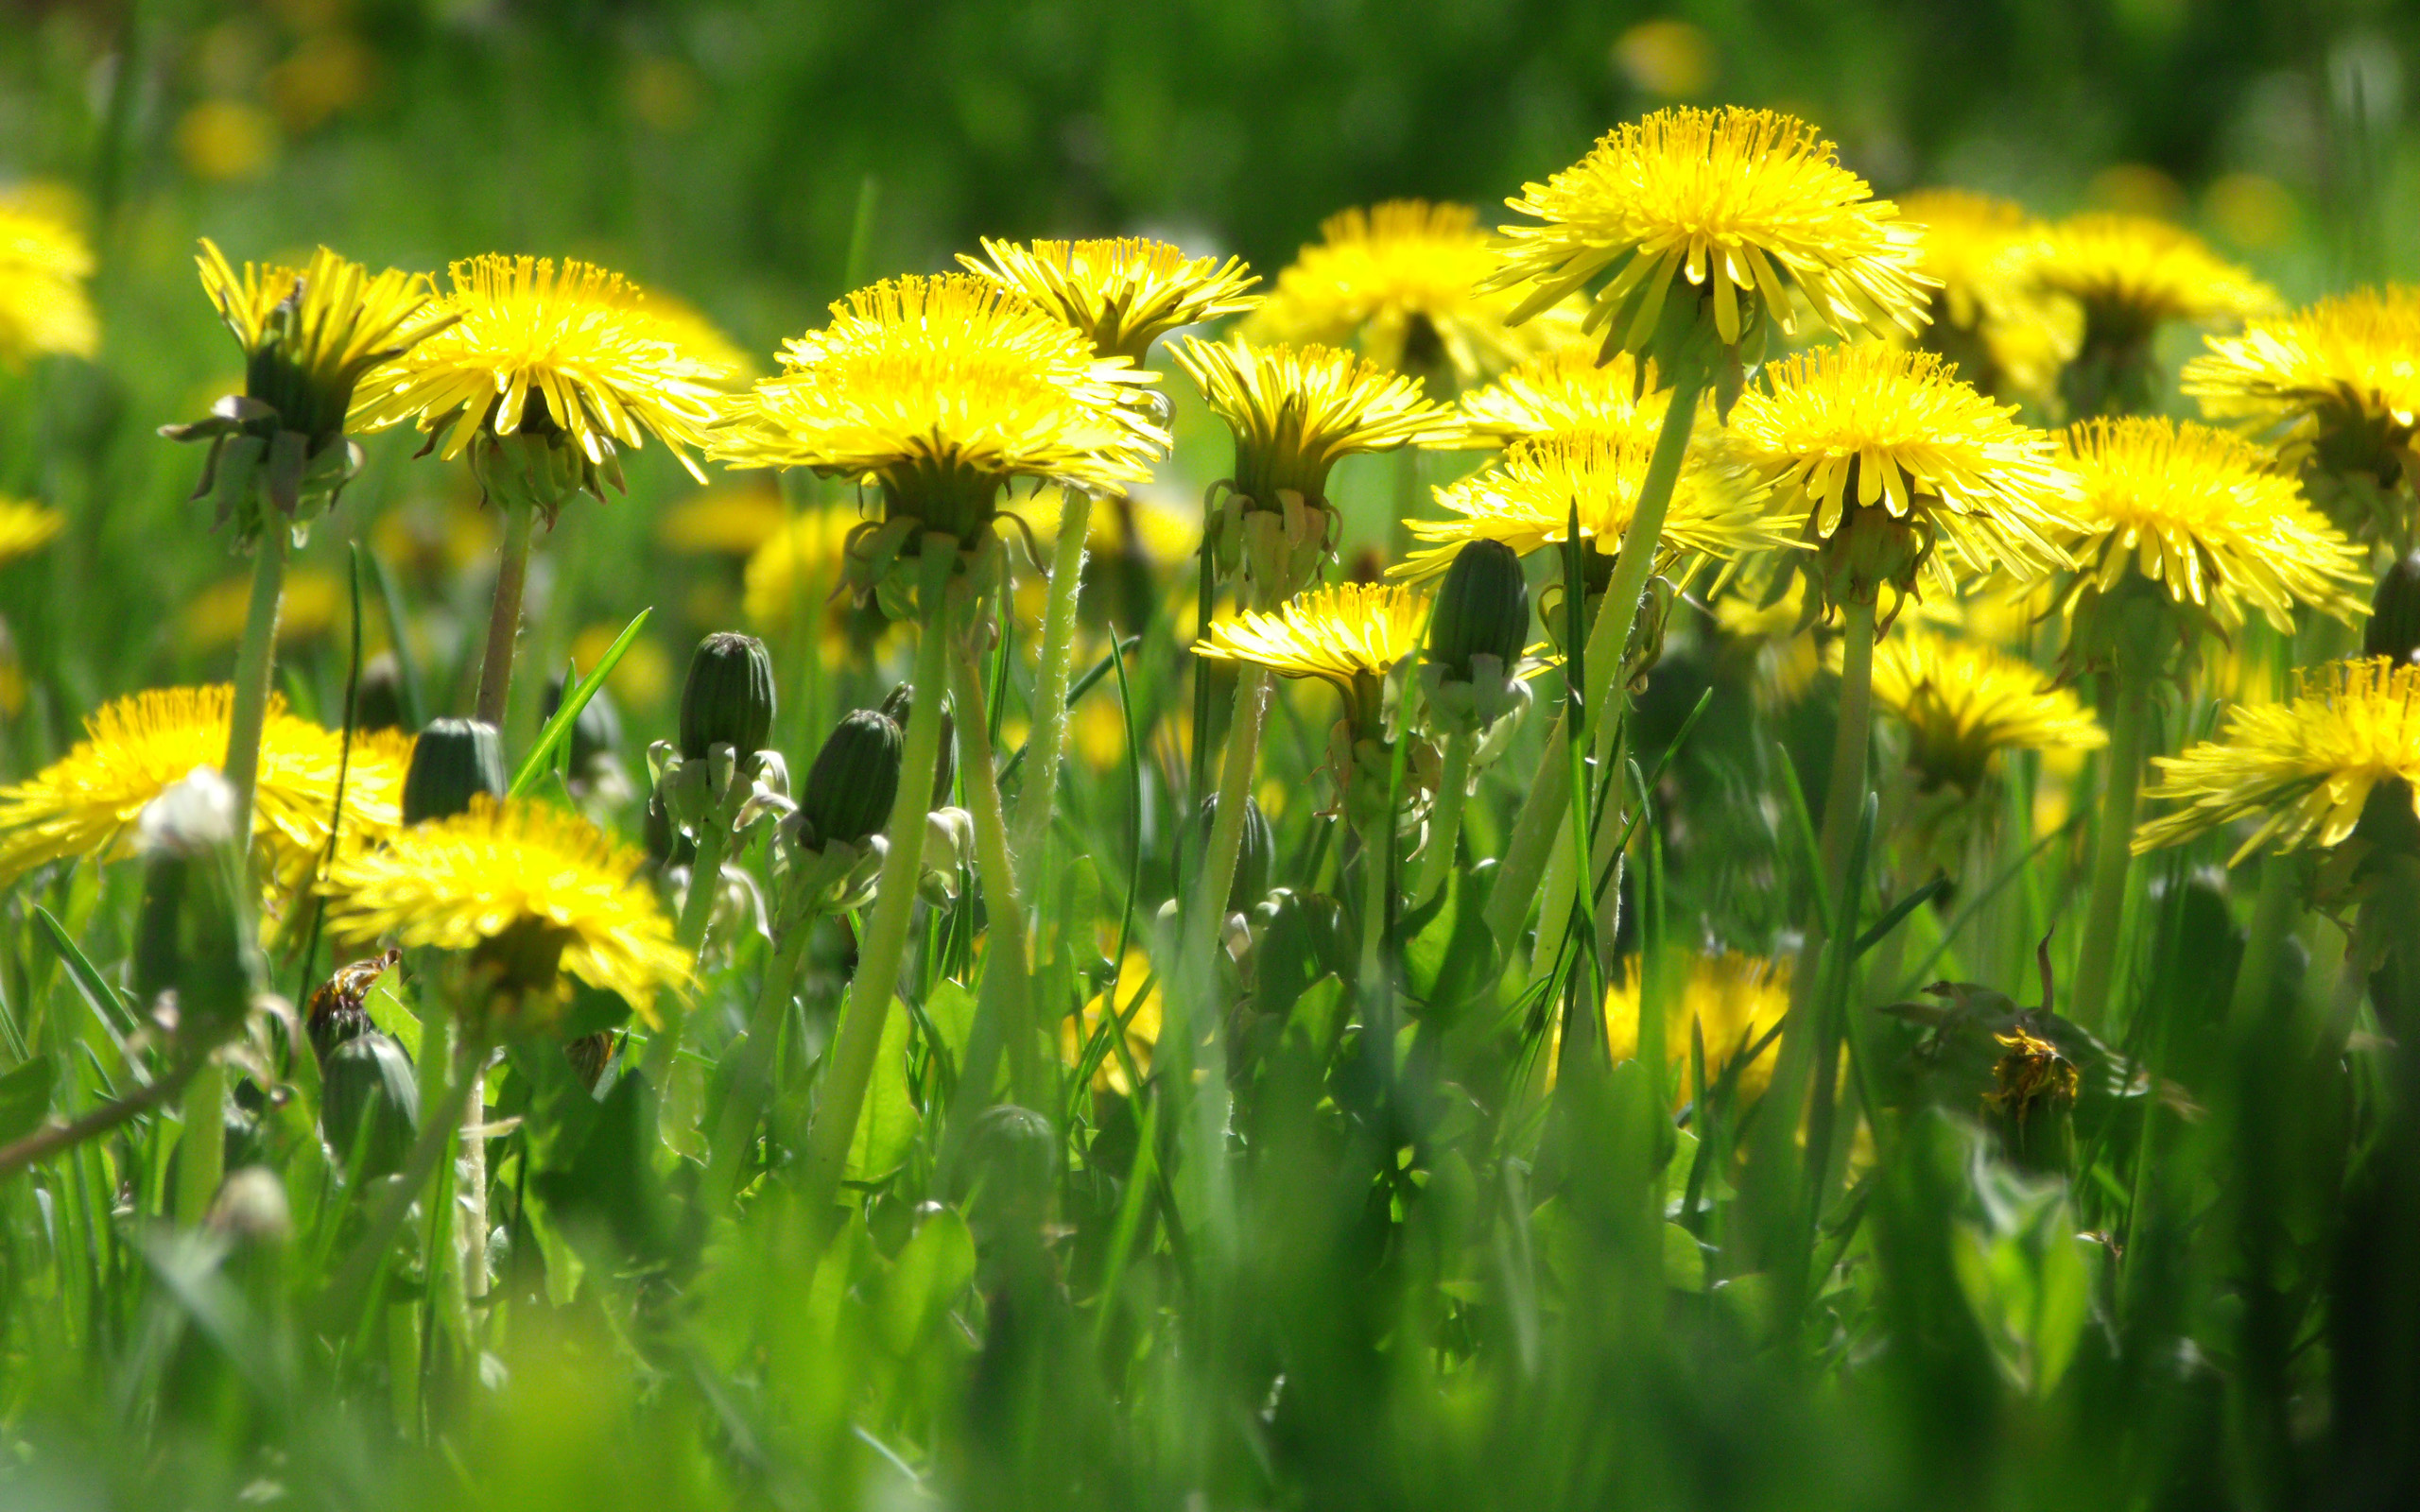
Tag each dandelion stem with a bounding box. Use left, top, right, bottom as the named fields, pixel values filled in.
left=944, top=623, right=1038, bottom=1108
left=219, top=522, right=289, bottom=884
left=473, top=492, right=536, bottom=728
left=1011, top=487, right=1092, bottom=891
left=799, top=539, right=956, bottom=1234
left=1410, top=730, right=1471, bottom=908
left=2071, top=664, right=2154, bottom=1029
left=1485, top=361, right=1705, bottom=957
left=704, top=913, right=819, bottom=1211
left=0, top=1055, right=203, bottom=1187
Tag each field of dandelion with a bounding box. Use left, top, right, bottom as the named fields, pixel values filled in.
left=4, top=5, right=2420, bottom=1510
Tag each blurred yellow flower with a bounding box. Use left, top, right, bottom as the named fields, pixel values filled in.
left=2204, top=173, right=2297, bottom=251
left=960, top=236, right=1259, bottom=363
left=185, top=566, right=343, bottom=649
left=1612, top=21, right=1717, bottom=99
left=2136, top=657, right=2420, bottom=862
left=1601, top=950, right=1790, bottom=1105
left=0, top=499, right=64, bottom=565
left=1245, top=200, right=1582, bottom=388
left=1060, top=947, right=1161, bottom=1095
left=176, top=99, right=279, bottom=181
left=1854, top=628, right=2105, bottom=793
left=1897, top=188, right=2076, bottom=404
left=658, top=485, right=792, bottom=555
left=568, top=623, right=673, bottom=710
left=1489, top=106, right=1933, bottom=352
left=0, top=188, right=97, bottom=365
left=2026, top=213, right=2276, bottom=341
left=267, top=30, right=375, bottom=132
left=2182, top=286, right=2420, bottom=490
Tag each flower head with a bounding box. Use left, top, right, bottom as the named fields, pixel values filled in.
left=2059, top=417, right=2367, bottom=634
left=959, top=237, right=1258, bottom=363
left=1172, top=336, right=1458, bottom=504
left=195, top=242, right=439, bottom=447
left=1855, top=628, right=2105, bottom=792
left=1897, top=188, right=2075, bottom=404
left=713, top=274, right=1163, bottom=542
left=1600, top=951, right=1790, bottom=1105
left=2135, top=657, right=2420, bottom=862
left=0, top=687, right=412, bottom=890
left=318, top=794, right=688, bottom=1020
left=0, top=498, right=64, bottom=566
left=1195, top=581, right=1429, bottom=694
left=2027, top=214, right=2276, bottom=343
left=352, top=254, right=729, bottom=503
left=1394, top=430, right=1789, bottom=581
left=1060, top=946, right=1162, bottom=1095
left=1450, top=349, right=1681, bottom=449
left=1246, top=200, right=1581, bottom=387
left=1490, top=106, right=1933, bottom=353
left=0, top=189, right=97, bottom=366
left=1720, top=344, right=2080, bottom=606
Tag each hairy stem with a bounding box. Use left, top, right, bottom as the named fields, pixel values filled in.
left=1409, top=730, right=1471, bottom=908
left=944, top=627, right=1037, bottom=1109
left=2070, top=665, right=2154, bottom=1029
left=473, top=492, right=536, bottom=729
left=703, top=914, right=818, bottom=1211
left=1011, top=488, right=1093, bottom=891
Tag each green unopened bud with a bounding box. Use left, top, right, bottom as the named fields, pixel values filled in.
left=402, top=718, right=505, bottom=824
left=1426, top=540, right=1529, bottom=686
left=800, top=708, right=905, bottom=850
left=1191, top=794, right=1274, bottom=915
left=132, top=769, right=258, bottom=1040
left=2364, top=550, right=2420, bottom=665
left=321, top=1030, right=420, bottom=1179
left=544, top=670, right=623, bottom=777
left=681, top=632, right=776, bottom=760
left=883, top=682, right=955, bottom=806
left=355, top=651, right=407, bottom=733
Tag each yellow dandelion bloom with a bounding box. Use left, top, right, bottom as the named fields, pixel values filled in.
left=0, top=498, right=64, bottom=565
left=713, top=274, right=1163, bottom=533
left=2183, top=286, right=2420, bottom=472
left=318, top=795, right=687, bottom=1016
left=194, top=240, right=438, bottom=444
left=2026, top=213, right=2277, bottom=339
left=657, top=484, right=792, bottom=555
left=0, top=687, right=411, bottom=889
left=1450, top=349, right=1686, bottom=449
left=352, top=254, right=728, bottom=485
left=1489, top=106, right=1933, bottom=352
left=1170, top=336, right=1459, bottom=504
left=1393, top=430, right=1789, bottom=581
left=1193, top=581, right=1429, bottom=692
left=1059, top=947, right=1162, bottom=1094
left=2059, top=417, right=2367, bottom=633
left=0, top=188, right=97, bottom=365
left=959, top=236, right=1258, bottom=363
left=1851, top=628, right=2104, bottom=792
left=1601, top=951, right=1791, bottom=1105
left=1245, top=200, right=1582, bottom=387
left=2135, top=657, right=2420, bottom=862
left=1721, top=344, right=2081, bottom=600
left=1897, top=188, right=2076, bottom=403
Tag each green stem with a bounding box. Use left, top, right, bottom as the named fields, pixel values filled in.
left=220, top=524, right=289, bottom=881
left=1483, top=362, right=1706, bottom=955
left=1410, top=730, right=1471, bottom=907
left=460, top=1054, right=489, bottom=1302
left=173, top=1062, right=226, bottom=1226
left=2070, top=666, right=2153, bottom=1030
left=944, top=627, right=1037, bottom=1107
left=1183, top=666, right=1271, bottom=977
left=2229, top=852, right=2302, bottom=1029
left=0, top=1056, right=202, bottom=1184
left=474, top=492, right=535, bottom=729
left=1190, top=534, right=1219, bottom=806
left=704, top=915, right=819, bottom=1211
left=1011, top=488, right=1093, bottom=890
left=639, top=818, right=732, bottom=1092
left=1358, top=804, right=1393, bottom=992
left=799, top=541, right=956, bottom=1232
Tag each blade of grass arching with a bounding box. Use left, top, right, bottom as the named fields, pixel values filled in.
left=366, top=548, right=425, bottom=732
left=510, top=608, right=648, bottom=796
left=1106, top=635, right=1144, bottom=988
left=1853, top=878, right=1951, bottom=962
left=1891, top=811, right=2087, bottom=999
left=1092, top=1088, right=1160, bottom=1347
left=1592, top=688, right=1714, bottom=902
left=987, top=551, right=1012, bottom=750
left=997, top=636, right=1142, bottom=785
left=1560, top=506, right=1605, bottom=1015
left=33, top=906, right=140, bottom=1051
left=1772, top=739, right=1830, bottom=937
left=0, top=963, right=30, bottom=1064
left=293, top=544, right=369, bottom=1004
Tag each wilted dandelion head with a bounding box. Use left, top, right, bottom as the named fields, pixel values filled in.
left=1246, top=200, right=1582, bottom=387
left=318, top=794, right=687, bottom=1023
left=0, top=189, right=97, bottom=366
left=1489, top=106, right=1933, bottom=352
left=959, top=236, right=1258, bottom=363
left=1170, top=336, right=1459, bottom=505
left=2135, top=657, right=2420, bottom=862
left=714, top=274, right=1165, bottom=541
left=1855, top=628, right=2105, bottom=793
left=1194, top=581, right=1430, bottom=696
left=352, top=253, right=729, bottom=489
left=1394, top=430, right=1787, bottom=582
left=1720, top=344, right=2079, bottom=606
left=2059, top=416, right=2367, bottom=634
left=2183, top=286, right=2420, bottom=503
left=2026, top=213, right=2276, bottom=343
left=0, top=686, right=411, bottom=890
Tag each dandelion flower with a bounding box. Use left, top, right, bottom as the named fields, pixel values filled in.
left=1246, top=200, right=1580, bottom=387
left=1600, top=951, right=1790, bottom=1104
left=353, top=254, right=729, bottom=501
left=2059, top=417, right=2367, bottom=634
left=657, top=484, right=792, bottom=556
left=1449, top=349, right=1683, bottom=449
left=959, top=237, right=1258, bottom=363
left=1194, top=580, right=1429, bottom=694
left=713, top=274, right=1163, bottom=541
left=1059, top=946, right=1162, bottom=1095
left=319, top=794, right=688, bottom=1018
left=0, top=498, right=64, bottom=565
left=2028, top=213, right=2277, bottom=340
left=1897, top=188, right=2074, bottom=404
left=1172, top=336, right=1458, bottom=505
left=1852, top=628, right=2105, bottom=793
left=1721, top=344, right=2079, bottom=606
left=1489, top=106, right=1933, bottom=352
left=0, top=189, right=97, bottom=365
left=1394, top=430, right=1788, bottom=581
left=2135, top=657, right=2420, bottom=861
left=0, top=687, right=411, bottom=889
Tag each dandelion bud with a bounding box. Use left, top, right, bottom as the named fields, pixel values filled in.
left=320, top=1030, right=420, bottom=1179
left=402, top=718, right=506, bottom=825
left=1425, top=541, right=1529, bottom=688
left=680, top=631, right=776, bottom=760
left=355, top=651, right=407, bottom=733
left=799, top=708, right=905, bottom=851
left=1190, top=794, right=1274, bottom=916
left=883, top=681, right=956, bottom=806
left=2363, top=550, right=2420, bottom=666
left=132, top=768, right=257, bottom=1040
